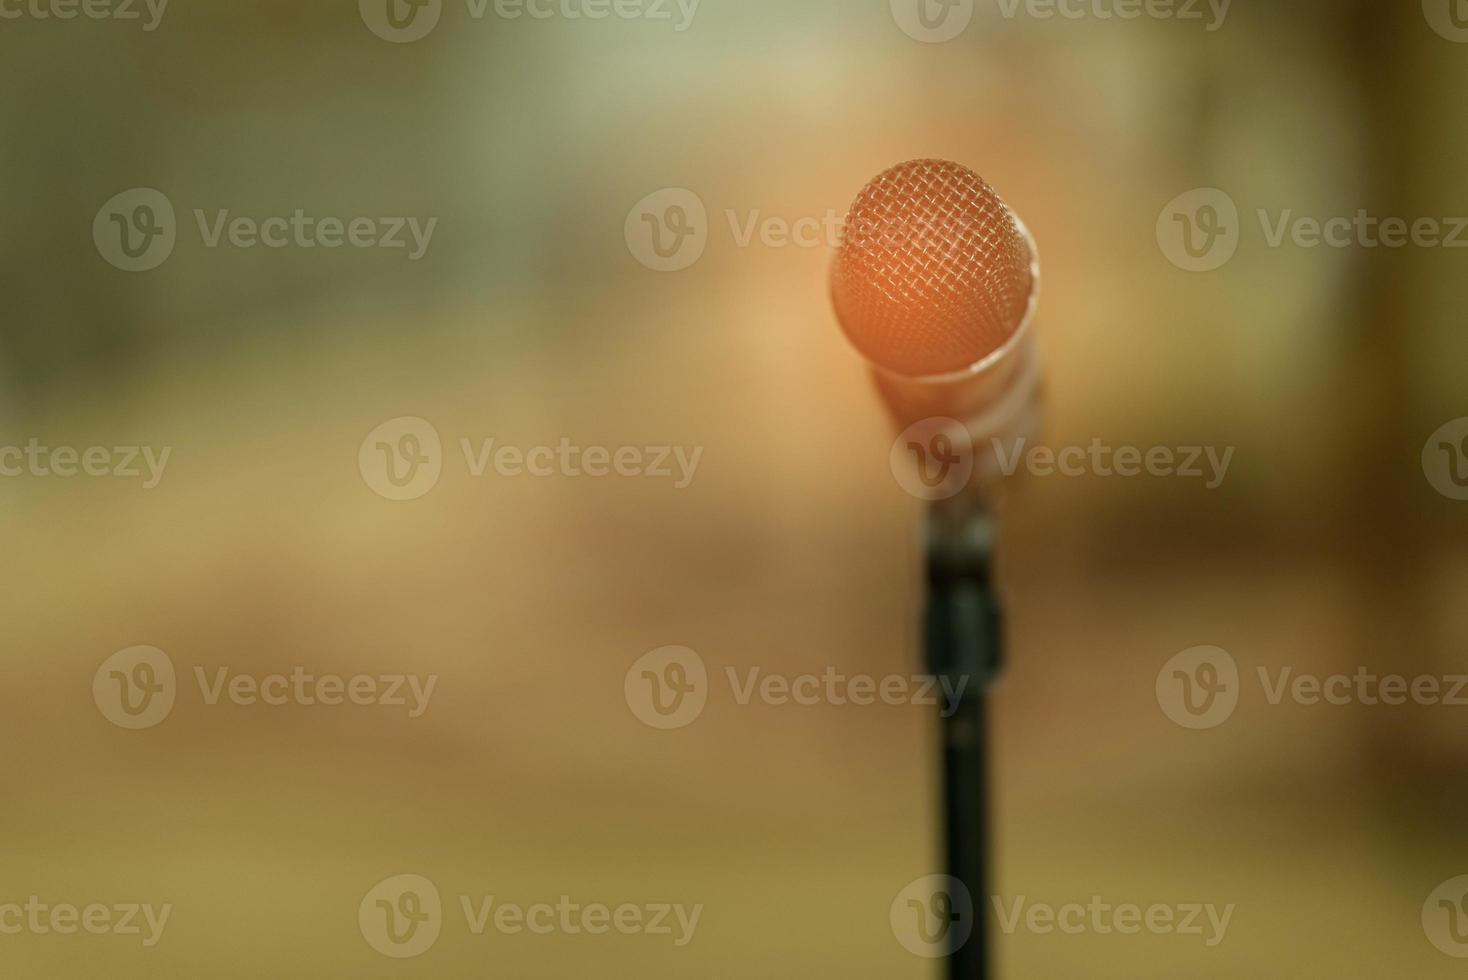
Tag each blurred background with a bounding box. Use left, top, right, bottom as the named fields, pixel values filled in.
left=2, top=0, right=1466, bottom=976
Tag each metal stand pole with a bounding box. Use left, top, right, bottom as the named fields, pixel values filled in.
left=925, top=504, right=1002, bottom=980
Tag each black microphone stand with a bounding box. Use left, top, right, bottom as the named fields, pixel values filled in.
left=925, top=499, right=1003, bottom=980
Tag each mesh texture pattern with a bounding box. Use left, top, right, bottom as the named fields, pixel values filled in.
left=831, top=159, right=1033, bottom=378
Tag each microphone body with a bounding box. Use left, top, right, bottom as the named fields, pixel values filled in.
left=869, top=213, right=1042, bottom=489
left=829, top=160, right=1042, bottom=491
left=830, top=159, right=1042, bottom=980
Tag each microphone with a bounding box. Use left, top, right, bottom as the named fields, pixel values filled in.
left=830, top=160, right=1040, bottom=980
left=830, top=159, right=1042, bottom=477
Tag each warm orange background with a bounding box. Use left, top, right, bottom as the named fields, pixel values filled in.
left=2, top=1, right=1466, bottom=977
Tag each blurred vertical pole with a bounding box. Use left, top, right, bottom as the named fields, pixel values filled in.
left=1339, top=0, right=1444, bottom=813
left=926, top=504, right=1003, bottom=980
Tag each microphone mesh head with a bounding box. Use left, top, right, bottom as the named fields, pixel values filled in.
left=831, top=159, right=1035, bottom=379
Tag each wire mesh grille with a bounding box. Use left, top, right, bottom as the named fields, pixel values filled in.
left=831, top=159, right=1034, bottom=378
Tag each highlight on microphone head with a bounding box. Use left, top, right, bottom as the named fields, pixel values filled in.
left=830, top=159, right=1038, bottom=381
